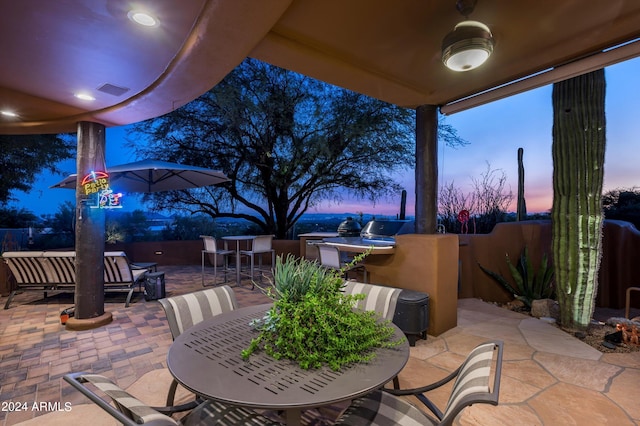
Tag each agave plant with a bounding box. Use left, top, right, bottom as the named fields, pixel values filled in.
left=479, top=246, right=555, bottom=308
left=269, top=253, right=343, bottom=302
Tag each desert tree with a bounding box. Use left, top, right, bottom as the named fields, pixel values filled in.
left=128, top=58, right=466, bottom=238
left=438, top=163, right=512, bottom=233
left=0, top=134, right=75, bottom=204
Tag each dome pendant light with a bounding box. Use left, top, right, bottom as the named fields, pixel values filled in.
left=441, top=0, right=494, bottom=72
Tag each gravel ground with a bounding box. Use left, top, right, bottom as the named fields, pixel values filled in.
left=578, top=321, right=639, bottom=353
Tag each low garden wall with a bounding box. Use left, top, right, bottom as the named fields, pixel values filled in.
left=108, top=239, right=300, bottom=266
left=458, top=220, right=640, bottom=309
left=2, top=222, right=638, bottom=311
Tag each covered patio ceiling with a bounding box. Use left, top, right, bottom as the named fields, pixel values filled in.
left=1, top=0, right=640, bottom=135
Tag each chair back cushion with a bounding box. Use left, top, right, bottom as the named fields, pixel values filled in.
left=44, top=253, right=76, bottom=284
left=342, top=281, right=402, bottom=321
left=201, top=235, right=218, bottom=252
left=443, top=342, right=495, bottom=418
left=3, top=251, right=145, bottom=287
left=318, top=244, right=342, bottom=269
left=159, top=286, right=238, bottom=338
left=251, top=235, right=273, bottom=253
left=103, top=251, right=135, bottom=284
left=2, top=251, right=76, bottom=285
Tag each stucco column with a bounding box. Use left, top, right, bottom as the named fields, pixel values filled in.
left=415, top=105, right=438, bottom=234
left=67, top=121, right=112, bottom=329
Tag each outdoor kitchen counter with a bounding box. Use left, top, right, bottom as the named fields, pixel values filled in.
left=299, top=232, right=339, bottom=260
left=322, top=236, right=396, bottom=254
left=353, top=233, right=460, bottom=336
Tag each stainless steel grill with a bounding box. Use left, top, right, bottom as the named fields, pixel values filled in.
left=322, top=220, right=413, bottom=251
left=359, top=220, right=413, bottom=244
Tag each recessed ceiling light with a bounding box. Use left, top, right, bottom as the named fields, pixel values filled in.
left=75, top=93, right=96, bottom=101
left=1, top=110, right=18, bottom=117
left=128, top=10, right=159, bottom=27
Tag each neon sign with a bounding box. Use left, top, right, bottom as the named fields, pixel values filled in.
left=81, top=171, right=123, bottom=209
left=81, top=171, right=109, bottom=195
left=98, top=188, right=123, bottom=208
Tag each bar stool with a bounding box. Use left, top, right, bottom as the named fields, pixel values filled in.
left=240, top=235, right=275, bottom=283
left=200, top=235, right=233, bottom=287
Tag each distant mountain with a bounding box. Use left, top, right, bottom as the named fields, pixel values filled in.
left=132, top=211, right=412, bottom=223
left=297, top=213, right=413, bottom=222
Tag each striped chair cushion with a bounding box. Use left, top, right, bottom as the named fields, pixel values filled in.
left=342, top=281, right=402, bottom=320
left=5, top=255, right=51, bottom=285
left=44, top=255, right=75, bottom=284
left=335, top=389, right=436, bottom=426
left=442, top=342, right=494, bottom=418
left=2, top=251, right=76, bottom=285
left=160, top=286, right=238, bottom=337
left=81, top=374, right=179, bottom=425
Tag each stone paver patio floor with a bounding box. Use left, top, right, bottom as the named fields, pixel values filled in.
left=1, top=265, right=638, bottom=425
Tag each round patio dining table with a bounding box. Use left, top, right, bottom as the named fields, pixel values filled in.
left=167, top=304, right=410, bottom=426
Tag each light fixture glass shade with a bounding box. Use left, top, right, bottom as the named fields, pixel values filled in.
left=74, top=93, right=96, bottom=101
left=442, top=20, right=494, bottom=72
left=127, top=10, right=159, bottom=27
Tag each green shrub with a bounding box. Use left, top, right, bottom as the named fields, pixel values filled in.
left=478, top=246, right=555, bottom=308
left=242, top=253, right=403, bottom=370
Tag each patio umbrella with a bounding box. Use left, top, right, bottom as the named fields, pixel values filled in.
left=50, top=159, right=229, bottom=193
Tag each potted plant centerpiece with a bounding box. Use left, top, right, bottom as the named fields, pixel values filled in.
left=241, top=253, right=404, bottom=371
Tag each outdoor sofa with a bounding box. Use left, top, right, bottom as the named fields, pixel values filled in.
left=1, top=251, right=146, bottom=309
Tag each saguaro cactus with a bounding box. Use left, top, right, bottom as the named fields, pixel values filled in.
left=399, top=189, right=407, bottom=220
left=551, top=69, right=606, bottom=331
left=516, top=147, right=527, bottom=221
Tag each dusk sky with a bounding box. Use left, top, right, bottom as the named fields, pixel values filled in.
left=14, top=56, right=640, bottom=218
left=317, top=56, right=640, bottom=216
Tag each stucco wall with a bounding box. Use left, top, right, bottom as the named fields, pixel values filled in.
left=458, top=221, right=553, bottom=303
left=458, top=220, right=640, bottom=309
left=598, top=220, right=640, bottom=308
left=3, top=222, right=637, bottom=312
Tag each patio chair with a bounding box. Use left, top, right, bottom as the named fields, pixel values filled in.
left=200, top=235, right=233, bottom=287
left=63, top=372, right=278, bottom=426
left=240, top=235, right=275, bottom=284
left=342, top=281, right=402, bottom=388
left=158, top=286, right=238, bottom=405
left=318, top=244, right=367, bottom=282
left=335, top=340, right=504, bottom=426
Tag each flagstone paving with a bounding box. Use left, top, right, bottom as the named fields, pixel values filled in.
left=1, top=265, right=638, bottom=425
